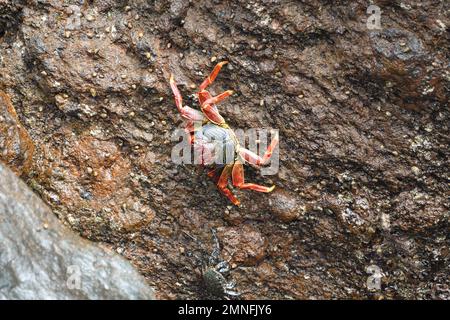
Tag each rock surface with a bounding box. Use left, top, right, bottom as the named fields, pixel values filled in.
left=0, top=91, right=34, bottom=176
left=0, top=1, right=448, bottom=299
left=0, top=163, right=155, bottom=300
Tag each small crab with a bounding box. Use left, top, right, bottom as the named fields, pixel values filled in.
left=170, top=61, right=279, bottom=206
left=200, top=229, right=240, bottom=299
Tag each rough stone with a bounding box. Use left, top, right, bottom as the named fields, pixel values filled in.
left=268, top=190, right=300, bottom=222
left=218, top=224, right=268, bottom=266
left=0, top=0, right=448, bottom=300
left=0, top=163, right=155, bottom=300
left=0, top=91, right=34, bottom=176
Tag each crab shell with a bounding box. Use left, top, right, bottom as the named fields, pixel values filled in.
left=201, top=267, right=240, bottom=298
left=193, top=123, right=240, bottom=166
left=202, top=268, right=228, bottom=297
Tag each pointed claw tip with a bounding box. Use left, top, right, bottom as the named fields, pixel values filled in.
left=268, top=185, right=276, bottom=193
left=169, top=74, right=175, bottom=83
left=219, top=61, right=229, bottom=66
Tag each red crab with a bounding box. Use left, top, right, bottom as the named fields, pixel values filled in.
left=169, top=61, right=278, bottom=206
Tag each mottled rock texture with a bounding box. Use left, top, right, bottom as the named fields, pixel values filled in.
left=0, top=0, right=448, bottom=299
left=0, top=91, right=34, bottom=176
left=0, top=163, right=155, bottom=300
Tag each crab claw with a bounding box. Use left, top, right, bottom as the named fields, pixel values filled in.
left=199, top=61, right=229, bottom=91
left=202, top=90, right=234, bottom=106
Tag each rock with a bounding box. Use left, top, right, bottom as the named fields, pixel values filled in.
left=217, top=225, right=267, bottom=266
left=169, top=0, right=189, bottom=19
left=115, top=198, right=155, bottom=232
left=284, top=75, right=303, bottom=95
left=369, top=28, right=447, bottom=109
left=0, top=1, right=23, bottom=31
left=0, top=91, right=34, bottom=176
left=370, top=28, right=425, bottom=61
left=268, top=189, right=300, bottom=222
left=391, top=190, right=447, bottom=232
left=0, top=163, right=155, bottom=300
left=0, top=0, right=448, bottom=300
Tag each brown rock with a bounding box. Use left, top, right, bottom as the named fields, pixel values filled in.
left=284, top=74, right=303, bottom=95
left=0, top=0, right=447, bottom=300
left=391, top=190, right=447, bottom=232
left=218, top=224, right=267, bottom=266
left=115, top=198, right=155, bottom=232
left=268, top=189, right=300, bottom=222
left=0, top=91, right=34, bottom=176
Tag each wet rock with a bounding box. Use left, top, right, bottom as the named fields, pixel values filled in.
left=115, top=198, right=155, bottom=232
left=0, top=163, right=155, bottom=300
left=284, top=75, right=303, bottom=95
left=391, top=190, right=447, bottom=232
left=0, top=4, right=19, bottom=39
left=370, top=28, right=425, bottom=61
left=218, top=224, right=267, bottom=266
left=0, top=91, right=34, bottom=176
left=169, top=0, right=189, bottom=19
left=0, top=0, right=448, bottom=300
left=369, top=28, right=447, bottom=109
left=268, top=189, right=300, bottom=222
left=32, top=131, right=155, bottom=239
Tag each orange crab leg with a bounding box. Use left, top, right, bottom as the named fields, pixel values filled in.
left=207, top=167, right=221, bottom=183
left=239, top=134, right=279, bottom=166
left=217, top=164, right=240, bottom=206
left=199, top=91, right=233, bottom=125
left=199, top=61, right=228, bottom=91
left=231, top=162, right=275, bottom=193
left=170, top=75, right=205, bottom=121
left=201, top=90, right=234, bottom=107
left=201, top=104, right=226, bottom=125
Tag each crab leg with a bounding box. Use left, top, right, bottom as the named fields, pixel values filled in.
left=200, top=91, right=234, bottom=125
left=207, top=166, right=223, bottom=183
left=199, top=61, right=228, bottom=91
left=201, top=104, right=226, bottom=125
left=170, top=75, right=205, bottom=121
left=239, top=134, right=279, bottom=166
left=231, top=162, right=275, bottom=193
left=216, top=261, right=230, bottom=273
left=209, top=228, right=221, bottom=265
left=201, top=90, right=234, bottom=107
left=196, top=90, right=232, bottom=125
left=217, top=164, right=240, bottom=206
left=224, top=290, right=241, bottom=297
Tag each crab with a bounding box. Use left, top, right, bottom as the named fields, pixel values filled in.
left=200, top=229, right=240, bottom=299
left=169, top=61, right=279, bottom=206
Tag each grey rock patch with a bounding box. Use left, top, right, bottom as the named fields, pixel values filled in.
left=0, top=163, right=155, bottom=300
